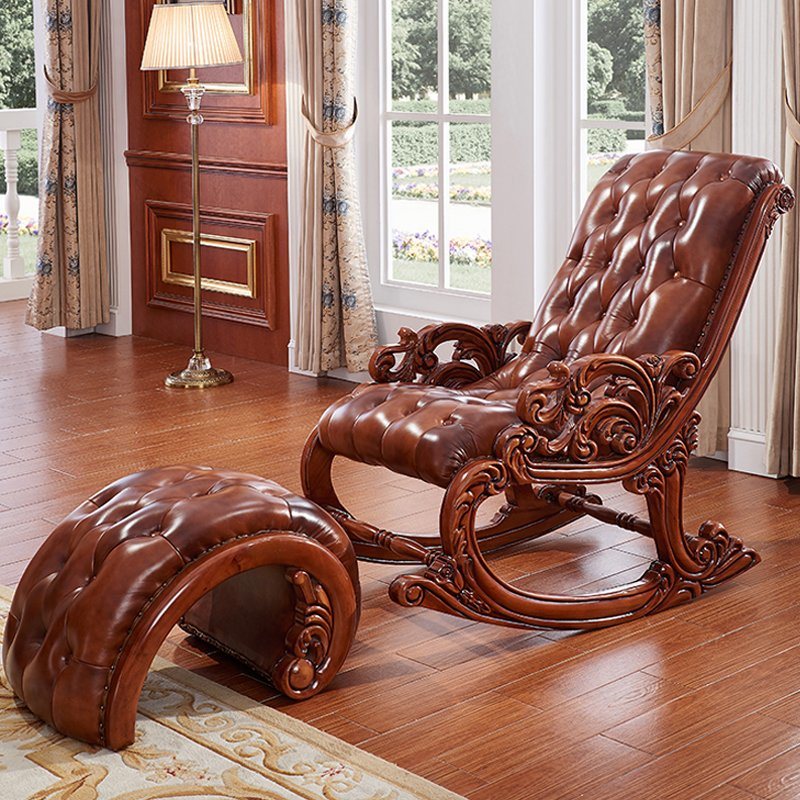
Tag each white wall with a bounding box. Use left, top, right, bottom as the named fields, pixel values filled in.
left=95, top=0, right=133, bottom=337
left=728, top=0, right=784, bottom=476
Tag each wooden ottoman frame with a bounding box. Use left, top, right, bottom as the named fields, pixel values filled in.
left=3, top=467, right=360, bottom=750
left=303, top=150, right=795, bottom=631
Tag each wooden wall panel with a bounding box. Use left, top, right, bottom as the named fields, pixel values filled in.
left=125, top=0, right=289, bottom=365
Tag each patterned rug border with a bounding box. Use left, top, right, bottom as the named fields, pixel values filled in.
left=0, top=584, right=465, bottom=800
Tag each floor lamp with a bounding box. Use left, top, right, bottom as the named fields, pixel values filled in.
left=140, top=2, right=243, bottom=389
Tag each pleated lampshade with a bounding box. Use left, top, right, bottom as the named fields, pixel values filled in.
left=141, top=2, right=243, bottom=71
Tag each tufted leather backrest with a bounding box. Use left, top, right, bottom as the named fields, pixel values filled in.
left=488, top=149, right=785, bottom=390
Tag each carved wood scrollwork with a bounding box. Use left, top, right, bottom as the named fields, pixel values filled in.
left=623, top=413, right=759, bottom=591
left=272, top=569, right=335, bottom=699
left=766, top=186, right=796, bottom=236
left=369, top=320, right=531, bottom=388
left=497, top=350, right=701, bottom=481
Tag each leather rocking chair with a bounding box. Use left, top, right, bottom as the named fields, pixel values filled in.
left=302, top=149, right=795, bottom=630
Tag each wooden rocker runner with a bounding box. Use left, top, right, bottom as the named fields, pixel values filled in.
left=303, top=149, right=795, bottom=631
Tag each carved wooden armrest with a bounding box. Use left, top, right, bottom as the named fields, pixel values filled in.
left=369, top=320, right=532, bottom=388
left=501, top=350, right=702, bottom=465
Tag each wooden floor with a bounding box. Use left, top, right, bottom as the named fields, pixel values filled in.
left=2, top=300, right=800, bottom=799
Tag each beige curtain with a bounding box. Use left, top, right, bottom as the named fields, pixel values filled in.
left=295, top=0, right=378, bottom=373
left=766, top=1, right=800, bottom=476
left=645, top=0, right=733, bottom=456
left=27, top=0, right=109, bottom=331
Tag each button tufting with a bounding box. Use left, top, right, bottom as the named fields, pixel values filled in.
left=674, top=271, right=681, bottom=278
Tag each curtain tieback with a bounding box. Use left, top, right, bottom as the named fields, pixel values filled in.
left=785, top=92, right=800, bottom=147
left=647, top=61, right=731, bottom=150
left=44, top=67, right=98, bottom=104
left=301, top=98, right=358, bottom=149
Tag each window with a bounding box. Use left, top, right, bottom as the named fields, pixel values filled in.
left=579, top=0, right=648, bottom=199
left=0, top=0, right=39, bottom=280
left=360, top=1, right=649, bottom=329
left=374, top=0, right=492, bottom=319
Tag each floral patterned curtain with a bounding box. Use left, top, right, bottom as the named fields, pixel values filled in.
left=644, top=0, right=664, bottom=137
left=27, top=0, right=109, bottom=331
left=295, top=0, right=378, bottom=374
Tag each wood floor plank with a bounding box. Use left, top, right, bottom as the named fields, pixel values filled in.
left=577, top=714, right=800, bottom=800
left=643, top=605, right=800, bottom=688
left=732, top=746, right=800, bottom=798
left=496, top=617, right=712, bottom=709
left=466, top=734, right=650, bottom=800
left=605, top=646, right=800, bottom=755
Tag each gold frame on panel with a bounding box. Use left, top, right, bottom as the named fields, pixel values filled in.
left=161, top=228, right=258, bottom=299
left=155, top=0, right=255, bottom=95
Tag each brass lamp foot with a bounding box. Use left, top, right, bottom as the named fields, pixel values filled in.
left=165, top=352, right=233, bottom=389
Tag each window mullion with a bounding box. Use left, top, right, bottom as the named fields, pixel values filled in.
left=438, top=0, right=450, bottom=290
left=440, top=121, right=451, bottom=290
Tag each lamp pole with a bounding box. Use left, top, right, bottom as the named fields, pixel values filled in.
left=164, top=69, right=234, bottom=388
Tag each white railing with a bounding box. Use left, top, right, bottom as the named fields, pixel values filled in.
left=0, top=108, right=38, bottom=301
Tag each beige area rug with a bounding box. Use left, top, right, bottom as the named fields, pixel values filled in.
left=0, top=588, right=464, bottom=800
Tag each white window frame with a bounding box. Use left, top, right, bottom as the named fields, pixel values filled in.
left=360, top=0, right=583, bottom=331
left=363, top=0, right=492, bottom=322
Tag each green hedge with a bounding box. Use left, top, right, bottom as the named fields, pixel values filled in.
left=392, top=98, right=491, bottom=166
left=0, top=128, right=38, bottom=196
left=587, top=127, right=627, bottom=155
left=393, top=124, right=491, bottom=167
left=393, top=98, right=491, bottom=115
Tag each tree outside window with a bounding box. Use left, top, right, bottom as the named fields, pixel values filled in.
left=584, top=0, right=648, bottom=192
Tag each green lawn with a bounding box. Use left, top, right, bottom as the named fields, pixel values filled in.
left=392, top=259, right=491, bottom=294
left=0, top=232, right=38, bottom=275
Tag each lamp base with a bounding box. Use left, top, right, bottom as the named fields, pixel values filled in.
left=165, top=352, right=234, bottom=389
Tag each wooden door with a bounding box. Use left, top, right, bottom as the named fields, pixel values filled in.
left=125, top=0, right=289, bottom=365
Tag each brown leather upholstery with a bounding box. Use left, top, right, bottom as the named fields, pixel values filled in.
left=318, top=150, right=784, bottom=486
left=4, top=466, right=359, bottom=748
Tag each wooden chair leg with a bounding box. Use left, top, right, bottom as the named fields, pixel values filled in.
left=623, top=414, right=760, bottom=591
left=389, top=415, right=760, bottom=630
left=301, top=428, right=585, bottom=563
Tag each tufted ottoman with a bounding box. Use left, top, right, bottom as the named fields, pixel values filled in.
left=3, top=466, right=360, bottom=750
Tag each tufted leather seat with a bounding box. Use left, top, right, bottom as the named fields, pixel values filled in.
left=4, top=466, right=360, bottom=749
left=318, top=150, right=784, bottom=486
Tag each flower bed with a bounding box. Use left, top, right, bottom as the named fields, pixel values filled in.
left=392, top=162, right=491, bottom=180
left=393, top=229, right=492, bottom=269
left=0, top=213, right=38, bottom=236
left=392, top=162, right=492, bottom=205
left=392, top=182, right=492, bottom=205
left=587, top=151, right=626, bottom=168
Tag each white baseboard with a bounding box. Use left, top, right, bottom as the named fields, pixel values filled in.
left=0, top=276, right=33, bottom=303
left=96, top=307, right=132, bottom=338
left=43, top=325, right=95, bottom=339
left=287, top=339, right=368, bottom=384
left=727, top=428, right=776, bottom=478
